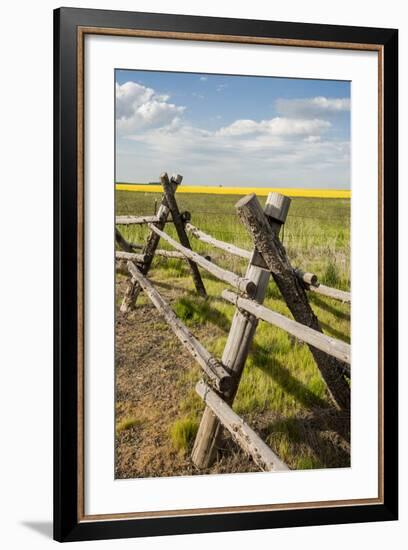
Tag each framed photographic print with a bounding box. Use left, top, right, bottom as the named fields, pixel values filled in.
left=54, top=7, right=398, bottom=542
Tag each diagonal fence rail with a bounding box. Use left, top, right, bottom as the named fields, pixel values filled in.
left=195, top=380, right=289, bottom=472
left=222, top=289, right=350, bottom=367
left=127, top=261, right=232, bottom=393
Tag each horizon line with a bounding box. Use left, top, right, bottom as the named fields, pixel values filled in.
left=115, top=183, right=351, bottom=199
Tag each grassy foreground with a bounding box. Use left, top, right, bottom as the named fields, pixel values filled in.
left=115, top=190, right=350, bottom=474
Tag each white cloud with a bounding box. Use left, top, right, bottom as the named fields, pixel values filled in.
left=216, top=83, right=228, bottom=92
left=116, top=81, right=185, bottom=135
left=199, top=76, right=207, bottom=81
left=276, top=96, right=350, bottom=118
left=121, top=117, right=348, bottom=184
left=216, top=117, right=330, bottom=137
left=304, top=135, right=321, bottom=143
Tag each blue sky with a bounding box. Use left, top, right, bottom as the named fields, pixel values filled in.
left=115, top=70, right=350, bottom=188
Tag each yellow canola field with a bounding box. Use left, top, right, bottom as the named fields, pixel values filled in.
left=115, top=184, right=350, bottom=199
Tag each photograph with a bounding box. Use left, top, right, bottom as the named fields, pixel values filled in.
left=114, top=69, right=352, bottom=479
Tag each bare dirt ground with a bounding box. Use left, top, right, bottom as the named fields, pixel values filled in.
left=115, top=275, right=350, bottom=479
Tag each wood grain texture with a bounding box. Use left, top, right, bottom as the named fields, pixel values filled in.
left=295, top=268, right=350, bottom=302
left=116, top=215, right=161, bottom=225
left=79, top=26, right=383, bottom=52
left=310, top=284, right=351, bottom=303
left=294, top=268, right=319, bottom=287
left=116, top=251, right=148, bottom=263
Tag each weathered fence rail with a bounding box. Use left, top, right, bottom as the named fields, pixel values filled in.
left=222, top=289, right=351, bottom=366
left=294, top=269, right=319, bottom=287
left=309, top=283, right=351, bottom=303
left=116, top=248, right=211, bottom=262
left=116, top=214, right=161, bottom=225
left=116, top=173, right=350, bottom=473
left=116, top=251, right=148, bottom=263
left=186, top=222, right=252, bottom=260
left=127, top=261, right=232, bottom=393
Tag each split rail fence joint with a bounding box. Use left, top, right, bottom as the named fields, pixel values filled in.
left=147, top=223, right=257, bottom=298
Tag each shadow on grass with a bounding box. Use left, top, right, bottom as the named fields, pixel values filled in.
left=153, top=279, right=202, bottom=297
left=319, top=320, right=350, bottom=343
left=310, top=293, right=350, bottom=321
left=261, top=410, right=350, bottom=469
left=153, top=272, right=231, bottom=298
left=250, top=343, right=329, bottom=410
left=173, top=296, right=232, bottom=333
left=167, top=295, right=340, bottom=414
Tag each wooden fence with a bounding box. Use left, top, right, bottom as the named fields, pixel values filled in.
left=115, top=172, right=351, bottom=472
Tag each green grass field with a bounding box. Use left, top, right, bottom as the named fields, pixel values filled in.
left=116, top=190, right=351, bottom=472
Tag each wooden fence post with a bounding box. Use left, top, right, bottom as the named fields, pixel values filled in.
left=120, top=173, right=182, bottom=312
left=162, top=174, right=206, bottom=297
left=191, top=192, right=291, bottom=469
left=235, top=193, right=350, bottom=410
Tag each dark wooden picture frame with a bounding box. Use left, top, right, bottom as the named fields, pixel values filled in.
left=54, top=7, right=398, bottom=542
